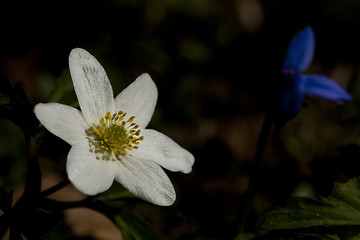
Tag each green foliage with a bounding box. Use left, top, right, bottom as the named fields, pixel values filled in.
left=39, top=223, right=71, bottom=240
left=0, top=74, right=38, bottom=136
left=88, top=199, right=162, bottom=240
left=96, top=184, right=145, bottom=207
left=114, top=210, right=163, bottom=240
left=47, top=69, right=74, bottom=104
left=0, top=73, right=18, bottom=117
left=256, top=177, right=360, bottom=239
left=351, top=233, right=360, bottom=240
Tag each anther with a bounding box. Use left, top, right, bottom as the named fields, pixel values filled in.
left=86, top=110, right=144, bottom=161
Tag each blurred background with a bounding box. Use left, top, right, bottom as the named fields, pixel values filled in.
left=1, top=0, right=360, bottom=239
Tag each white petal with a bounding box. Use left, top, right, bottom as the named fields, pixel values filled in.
left=69, top=48, right=115, bottom=124
left=66, top=144, right=117, bottom=195
left=115, top=156, right=175, bottom=206
left=134, top=129, right=194, bottom=174
left=34, top=103, right=87, bottom=145
left=114, top=73, right=157, bottom=129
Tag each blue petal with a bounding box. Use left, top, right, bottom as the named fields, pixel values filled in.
left=283, top=26, right=315, bottom=72
left=301, top=74, right=352, bottom=103
left=279, top=73, right=305, bottom=118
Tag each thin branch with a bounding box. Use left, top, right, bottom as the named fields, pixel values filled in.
left=236, top=112, right=273, bottom=239
left=40, top=178, right=71, bottom=197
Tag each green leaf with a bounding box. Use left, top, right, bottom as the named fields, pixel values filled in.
left=256, top=177, right=360, bottom=237
left=351, top=233, right=360, bottom=240
left=87, top=200, right=161, bottom=240
left=256, top=233, right=341, bottom=240
left=47, top=69, right=73, bottom=103
left=0, top=73, right=15, bottom=100
left=299, top=234, right=340, bottom=240
left=40, top=223, right=71, bottom=240
left=0, top=75, right=38, bottom=136
left=114, top=210, right=162, bottom=240
left=0, top=94, right=11, bottom=109
left=0, top=74, right=16, bottom=117
left=97, top=186, right=136, bottom=201
left=96, top=187, right=145, bottom=208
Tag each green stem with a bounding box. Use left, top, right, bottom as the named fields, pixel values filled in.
left=23, top=136, right=41, bottom=197
left=236, top=112, right=273, bottom=239
left=39, top=197, right=94, bottom=212
left=40, top=178, right=71, bottom=197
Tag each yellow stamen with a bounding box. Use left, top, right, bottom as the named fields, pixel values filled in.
left=86, top=110, right=144, bottom=161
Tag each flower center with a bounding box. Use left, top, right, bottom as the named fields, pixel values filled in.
left=86, top=111, right=144, bottom=161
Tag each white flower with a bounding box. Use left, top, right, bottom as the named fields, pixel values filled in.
left=34, top=48, right=194, bottom=206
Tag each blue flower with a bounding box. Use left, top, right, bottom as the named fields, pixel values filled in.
left=279, top=26, right=352, bottom=121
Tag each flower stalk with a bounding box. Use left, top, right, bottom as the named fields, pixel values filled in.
left=236, top=112, right=273, bottom=239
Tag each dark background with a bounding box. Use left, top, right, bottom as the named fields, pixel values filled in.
left=1, top=0, right=360, bottom=239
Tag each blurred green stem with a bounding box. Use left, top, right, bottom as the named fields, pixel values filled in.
left=236, top=112, right=273, bottom=239
left=23, top=136, right=41, bottom=198
left=40, top=178, right=71, bottom=197
left=40, top=196, right=94, bottom=211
